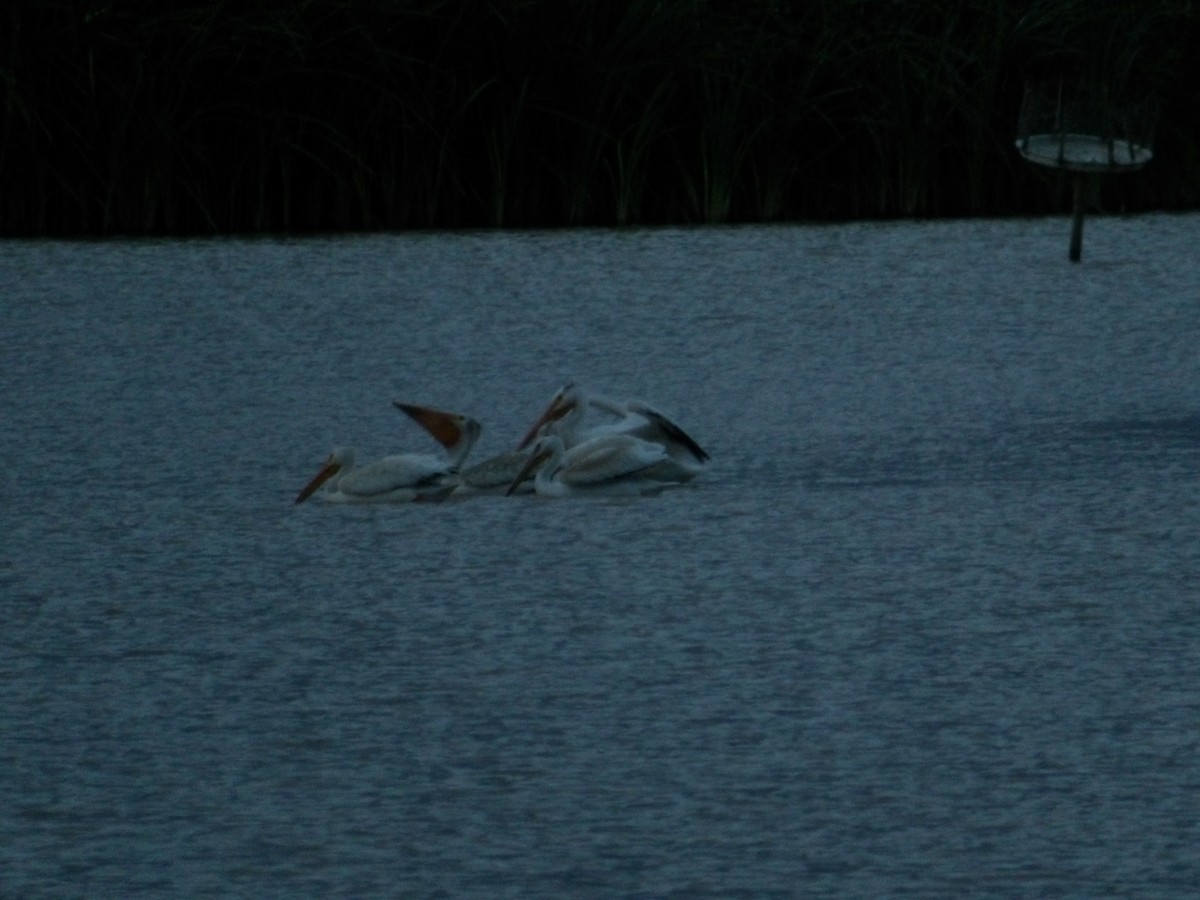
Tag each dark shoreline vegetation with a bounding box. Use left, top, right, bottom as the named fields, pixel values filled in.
left=3, top=1, right=1199, bottom=237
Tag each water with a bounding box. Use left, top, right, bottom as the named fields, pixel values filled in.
left=2, top=215, right=1198, bottom=898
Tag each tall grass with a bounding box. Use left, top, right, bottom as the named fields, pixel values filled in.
left=1, top=0, right=1197, bottom=235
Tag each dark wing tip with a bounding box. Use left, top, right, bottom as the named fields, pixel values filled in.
left=642, top=408, right=710, bottom=463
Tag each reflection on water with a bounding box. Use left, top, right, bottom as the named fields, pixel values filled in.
left=3, top=214, right=1199, bottom=897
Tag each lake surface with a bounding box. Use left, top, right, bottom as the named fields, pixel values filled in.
left=3, top=214, right=1199, bottom=898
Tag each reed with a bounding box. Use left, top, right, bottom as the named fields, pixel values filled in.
left=1, top=0, right=1197, bottom=235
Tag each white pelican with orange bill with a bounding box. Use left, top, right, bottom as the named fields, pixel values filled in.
left=518, top=381, right=710, bottom=476
left=294, top=403, right=480, bottom=504
left=506, top=432, right=689, bottom=498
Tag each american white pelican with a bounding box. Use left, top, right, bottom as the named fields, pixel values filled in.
left=506, top=433, right=689, bottom=498
left=293, top=447, right=459, bottom=503
left=518, top=381, right=710, bottom=474
left=393, top=402, right=481, bottom=467
left=395, top=401, right=535, bottom=496
left=295, top=404, right=480, bottom=504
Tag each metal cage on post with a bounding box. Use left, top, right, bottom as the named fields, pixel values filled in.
left=1016, top=79, right=1157, bottom=261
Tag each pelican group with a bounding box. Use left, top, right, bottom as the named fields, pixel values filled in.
left=294, top=381, right=708, bottom=504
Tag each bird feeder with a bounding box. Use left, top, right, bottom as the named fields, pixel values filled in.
left=1016, top=79, right=1156, bottom=261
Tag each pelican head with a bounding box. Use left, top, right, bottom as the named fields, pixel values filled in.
left=506, top=435, right=561, bottom=495
left=394, top=401, right=482, bottom=469
left=517, top=381, right=582, bottom=449
left=295, top=446, right=353, bottom=504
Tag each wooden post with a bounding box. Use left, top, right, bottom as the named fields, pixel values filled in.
left=1069, top=173, right=1086, bottom=262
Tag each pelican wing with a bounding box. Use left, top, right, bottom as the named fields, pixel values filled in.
left=624, top=402, right=711, bottom=463
left=558, top=435, right=669, bottom=486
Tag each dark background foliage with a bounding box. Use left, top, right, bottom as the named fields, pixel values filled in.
left=3, top=0, right=1197, bottom=235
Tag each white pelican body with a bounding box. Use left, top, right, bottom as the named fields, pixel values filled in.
left=296, top=404, right=481, bottom=504
left=507, top=433, right=687, bottom=498
left=294, top=447, right=458, bottom=503
left=519, top=381, right=709, bottom=477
